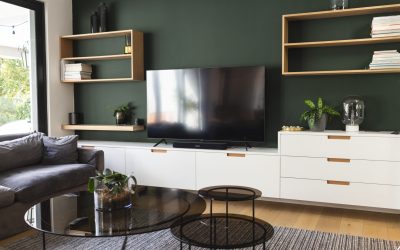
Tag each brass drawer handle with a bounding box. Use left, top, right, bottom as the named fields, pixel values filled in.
left=327, top=135, right=351, bottom=140
left=327, top=180, right=350, bottom=186
left=151, top=149, right=167, bottom=153
left=227, top=153, right=245, bottom=157
left=327, top=158, right=351, bottom=163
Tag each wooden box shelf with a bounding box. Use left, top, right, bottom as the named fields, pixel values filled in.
left=282, top=4, right=400, bottom=76
left=60, top=29, right=144, bottom=82
left=62, top=124, right=145, bottom=132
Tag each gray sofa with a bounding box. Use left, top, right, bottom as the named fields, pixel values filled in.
left=0, top=133, right=104, bottom=239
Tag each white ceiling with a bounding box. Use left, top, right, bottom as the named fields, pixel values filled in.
left=0, top=1, right=30, bottom=49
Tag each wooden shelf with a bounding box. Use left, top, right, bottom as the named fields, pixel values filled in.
left=61, top=30, right=132, bottom=40
left=62, top=54, right=131, bottom=61
left=283, top=69, right=400, bottom=76
left=284, top=4, right=400, bottom=20
left=60, top=29, right=144, bottom=81
left=282, top=4, right=400, bottom=76
left=284, top=36, right=400, bottom=48
left=62, top=78, right=134, bottom=83
left=62, top=124, right=145, bottom=132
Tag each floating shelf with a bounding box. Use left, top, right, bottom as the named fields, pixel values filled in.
left=282, top=4, right=400, bottom=76
left=284, top=4, right=400, bottom=21
left=60, top=29, right=144, bottom=82
left=284, top=36, right=400, bottom=48
left=62, top=78, right=134, bottom=83
left=62, top=54, right=131, bottom=61
left=62, top=124, right=145, bottom=132
left=283, top=69, right=400, bottom=76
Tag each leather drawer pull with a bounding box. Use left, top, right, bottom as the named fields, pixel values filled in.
left=227, top=153, right=245, bottom=157
left=151, top=149, right=167, bottom=153
left=327, top=158, right=351, bottom=163
left=327, top=135, right=351, bottom=140
left=81, top=145, right=95, bottom=149
left=327, top=180, right=350, bottom=186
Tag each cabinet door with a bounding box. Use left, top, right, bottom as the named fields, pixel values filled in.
left=196, top=152, right=280, bottom=198
left=125, top=148, right=196, bottom=190
left=94, top=146, right=126, bottom=174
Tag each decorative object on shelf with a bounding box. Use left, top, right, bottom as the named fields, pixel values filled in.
left=64, top=63, right=92, bottom=81
left=331, top=0, right=348, bottom=10
left=113, top=102, right=135, bottom=125
left=134, top=118, right=144, bottom=126
left=98, top=2, right=108, bottom=32
left=68, top=112, right=82, bottom=125
left=300, top=97, right=340, bottom=132
left=124, top=34, right=132, bottom=54
left=90, top=12, right=99, bottom=33
left=88, top=168, right=137, bottom=212
left=281, top=126, right=304, bottom=132
left=369, top=50, right=400, bottom=70
left=342, top=96, right=365, bottom=132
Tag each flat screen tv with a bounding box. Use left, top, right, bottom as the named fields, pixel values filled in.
left=146, top=66, right=265, bottom=142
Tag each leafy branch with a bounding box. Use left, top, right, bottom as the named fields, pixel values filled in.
left=300, top=97, right=340, bottom=128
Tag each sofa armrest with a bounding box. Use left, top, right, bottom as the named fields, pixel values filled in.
left=77, top=148, right=104, bottom=172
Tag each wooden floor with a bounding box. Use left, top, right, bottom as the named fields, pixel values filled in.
left=1, top=200, right=400, bottom=247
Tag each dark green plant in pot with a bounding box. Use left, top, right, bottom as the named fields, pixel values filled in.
left=113, top=102, right=135, bottom=125
left=300, top=97, right=340, bottom=131
left=88, top=169, right=137, bottom=210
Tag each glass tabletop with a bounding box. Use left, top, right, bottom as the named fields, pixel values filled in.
left=24, top=186, right=206, bottom=237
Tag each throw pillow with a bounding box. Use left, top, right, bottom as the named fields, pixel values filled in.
left=42, top=135, right=79, bottom=165
left=0, top=132, right=44, bottom=172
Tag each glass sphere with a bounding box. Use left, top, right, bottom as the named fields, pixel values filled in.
left=342, top=96, right=365, bottom=127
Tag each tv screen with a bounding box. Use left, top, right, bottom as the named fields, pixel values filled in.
left=146, top=66, right=265, bottom=142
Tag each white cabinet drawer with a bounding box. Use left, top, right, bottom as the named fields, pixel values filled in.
left=280, top=134, right=400, bottom=161
left=281, top=156, right=400, bottom=186
left=281, top=178, right=400, bottom=210
left=196, top=152, right=280, bottom=198
left=125, top=148, right=196, bottom=190
left=92, top=146, right=126, bottom=174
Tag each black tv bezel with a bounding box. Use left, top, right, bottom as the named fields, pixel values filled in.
left=146, top=65, right=266, bottom=143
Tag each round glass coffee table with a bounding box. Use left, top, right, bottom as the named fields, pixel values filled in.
left=24, top=186, right=206, bottom=250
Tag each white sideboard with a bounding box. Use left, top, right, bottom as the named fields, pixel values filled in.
left=279, top=130, right=400, bottom=210
left=79, top=130, right=400, bottom=211
left=79, top=141, right=280, bottom=198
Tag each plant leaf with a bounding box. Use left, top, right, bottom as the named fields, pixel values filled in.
left=88, top=178, right=95, bottom=193
left=309, top=113, right=315, bottom=128
left=317, top=97, right=323, bottom=109
left=304, top=99, right=315, bottom=109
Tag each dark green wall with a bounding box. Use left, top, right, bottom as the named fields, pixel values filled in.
left=73, top=0, right=400, bottom=147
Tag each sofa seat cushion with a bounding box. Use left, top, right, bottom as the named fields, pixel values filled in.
left=0, top=164, right=95, bottom=203
left=0, top=185, right=15, bottom=208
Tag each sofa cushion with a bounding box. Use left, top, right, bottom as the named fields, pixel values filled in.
left=0, top=185, right=15, bottom=208
left=0, top=164, right=95, bottom=203
left=42, top=135, right=78, bottom=165
left=0, top=133, right=43, bottom=172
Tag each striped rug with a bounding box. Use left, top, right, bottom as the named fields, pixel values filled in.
left=3, top=226, right=400, bottom=250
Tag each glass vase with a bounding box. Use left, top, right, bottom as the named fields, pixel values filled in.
left=331, top=0, right=348, bottom=10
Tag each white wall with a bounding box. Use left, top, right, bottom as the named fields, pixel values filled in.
left=43, top=0, right=73, bottom=136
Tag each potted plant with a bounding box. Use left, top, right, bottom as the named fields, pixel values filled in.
left=113, top=103, right=135, bottom=125
left=300, top=97, right=340, bottom=132
left=88, top=168, right=137, bottom=211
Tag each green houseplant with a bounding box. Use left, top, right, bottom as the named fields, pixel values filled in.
left=88, top=168, right=137, bottom=211
left=113, top=103, right=135, bottom=125
left=300, top=97, right=340, bottom=131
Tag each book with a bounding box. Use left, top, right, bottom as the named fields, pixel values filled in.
left=65, top=63, right=92, bottom=72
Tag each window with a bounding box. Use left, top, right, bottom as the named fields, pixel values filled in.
left=0, top=0, right=46, bottom=135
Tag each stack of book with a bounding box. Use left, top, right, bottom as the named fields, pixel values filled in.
left=64, top=63, right=92, bottom=80
left=371, top=15, right=400, bottom=38
left=369, top=50, right=400, bottom=70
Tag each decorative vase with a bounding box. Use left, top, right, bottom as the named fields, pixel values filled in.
left=94, top=179, right=132, bottom=212
left=331, top=0, right=348, bottom=10
left=115, top=111, right=125, bottom=125
left=309, top=113, right=327, bottom=132
left=90, top=12, right=99, bottom=33
left=98, top=2, right=108, bottom=32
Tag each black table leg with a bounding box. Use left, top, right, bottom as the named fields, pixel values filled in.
left=42, top=232, right=46, bottom=250
left=121, top=235, right=128, bottom=250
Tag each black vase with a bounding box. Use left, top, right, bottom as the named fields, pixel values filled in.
left=90, top=12, right=99, bottom=33
left=98, top=3, right=107, bottom=32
